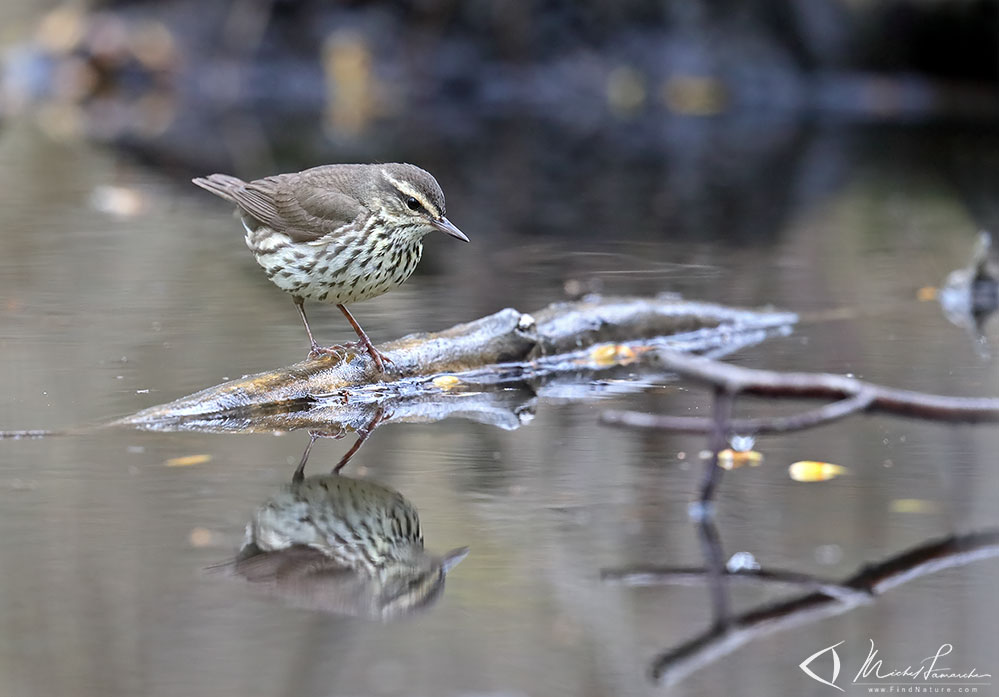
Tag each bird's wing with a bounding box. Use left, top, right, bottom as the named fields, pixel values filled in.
left=196, top=173, right=365, bottom=242
left=293, top=184, right=368, bottom=236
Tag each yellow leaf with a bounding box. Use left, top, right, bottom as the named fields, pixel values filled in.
left=589, top=344, right=638, bottom=365
left=432, top=375, right=462, bottom=390
left=715, top=449, right=764, bottom=470
left=590, top=344, right=619, bottom=364
left=164, top=454, right=212, bottom=467
left=789, top=460, right=847, bottom=482
left=916, top=286, right=938, bottom=302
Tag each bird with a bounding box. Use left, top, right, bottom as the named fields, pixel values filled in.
left=192, top=163, right=469, bottom=372
left=229, top=473, right=469, bottom=619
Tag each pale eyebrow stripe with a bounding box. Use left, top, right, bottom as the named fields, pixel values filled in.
left=383, top=172, right=441, bottom=218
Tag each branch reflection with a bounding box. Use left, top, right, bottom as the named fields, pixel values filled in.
left=603, top=520, right=999, bottom=687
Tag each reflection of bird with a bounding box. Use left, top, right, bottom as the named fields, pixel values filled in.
left=228, top=474, right=468, bottom=620
left=193, top=163, right=469, bottom=372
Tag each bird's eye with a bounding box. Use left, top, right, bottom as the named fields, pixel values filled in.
left=406, top=196, right=421, bottom=211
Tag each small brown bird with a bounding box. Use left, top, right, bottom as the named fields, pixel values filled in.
left=230, top=473, right=469, bottom=619
left=193, top=163, right=468, bottom=371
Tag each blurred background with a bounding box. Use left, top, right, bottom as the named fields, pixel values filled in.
left=0, top=2, right=998, bottom=696
left=4, top=0, right=999, bottom=241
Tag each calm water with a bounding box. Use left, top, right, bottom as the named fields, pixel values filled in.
left=1, top=117, right=998, bottom=697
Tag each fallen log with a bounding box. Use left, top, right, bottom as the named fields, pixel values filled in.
left=114, top=294, right=797, bottom=433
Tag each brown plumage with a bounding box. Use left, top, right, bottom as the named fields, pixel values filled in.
left=193, top=163, right=468, bottom=371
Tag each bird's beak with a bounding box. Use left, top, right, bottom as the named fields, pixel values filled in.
left=431, top=217, right=469, bottom=242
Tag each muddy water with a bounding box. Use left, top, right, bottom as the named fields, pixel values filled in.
left=0, top=119, right=997, bottom=697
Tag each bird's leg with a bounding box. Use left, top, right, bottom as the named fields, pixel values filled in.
left=295, top=296, right=347, bottom=360
left=293, top=297, right=322, bottom=355
left=292, top=431, right=321, bottom=484
left=294, top=298, right=391, bottom=370
left=332, top=406, right=389, bottom=473
left=337, top=304, right=393, bottom=372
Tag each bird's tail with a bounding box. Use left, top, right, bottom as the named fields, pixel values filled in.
left=192, top=173, right=247, bottom=203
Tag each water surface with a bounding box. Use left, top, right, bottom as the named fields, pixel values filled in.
left=0, top=120, right=997, bottom=697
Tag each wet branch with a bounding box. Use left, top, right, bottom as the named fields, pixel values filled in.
left=604, top=349, right=999, bottom=427
left=602, top=390, right=876, bottom=435
left=603, top=565, right=866, bottom=601
left=112, top=296, right=796, bottom=428
left=0, top=296, right=796, bottom=459
left=601, top=349, right=999, bottom=503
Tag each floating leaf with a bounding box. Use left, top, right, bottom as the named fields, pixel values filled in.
left=889, top=498, right=939, bottom=514
left=789, top=460, right=847, bottom=482
left=589, top=343, right=637, bottom=365
left=590, top=344, right=618, bottom=364
left=715, top=449, right=764, bottom=470
left=432, top=375, right=462, bottom=390
left=188, top=527, right=218, bottom=548
left=165, top=453, right=212, bottom=467
left=916, top=286, right=938, bottom=302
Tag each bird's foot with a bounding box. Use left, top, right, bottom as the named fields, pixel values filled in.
left=307, top=341, right=393, bottom=372
left=342, top=340, right=394, bottom=373
left=307, top=342, right=348, bottom=361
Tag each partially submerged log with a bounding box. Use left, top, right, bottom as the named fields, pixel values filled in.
left=116, top=295, right=798, bottom=434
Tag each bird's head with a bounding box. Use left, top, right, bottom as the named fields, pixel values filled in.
left=373, top=163, right=469, bottom=243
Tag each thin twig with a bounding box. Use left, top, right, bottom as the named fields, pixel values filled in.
left=603, top=389, right=876, bottom=434
left=601, top=566, right=870, bottom=602
left=643, top=350, right=998, bottom=423
left=696, top=516, right=730, bottom=631
left=699, top=389, right=734, bottom=504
